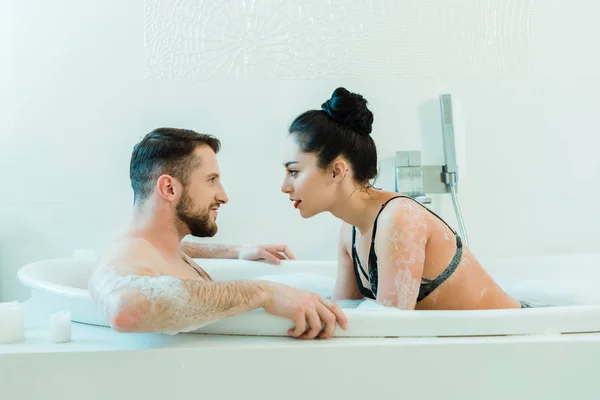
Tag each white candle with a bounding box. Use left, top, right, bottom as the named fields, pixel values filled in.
left=49, top=310, right=71, bottom=343
left=0, top=301, right=25, bottom=344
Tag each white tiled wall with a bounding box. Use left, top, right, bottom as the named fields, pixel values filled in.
left=1, top=0, right=599, bottom=301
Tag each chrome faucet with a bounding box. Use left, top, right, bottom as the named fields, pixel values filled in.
left=393, top=94, right=469, bottom=246
left=394, top=150, right=432, bottom=205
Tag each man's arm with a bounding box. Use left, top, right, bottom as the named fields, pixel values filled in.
left=89, top=238, right=271, bottom=334
left=180, top=240, right=239, bottom=259
left=181, top=239, right=296, bottom=265
left=89, top=238, right=347, bottom=338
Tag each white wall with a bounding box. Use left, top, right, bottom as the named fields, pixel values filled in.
left=1, top=0, right=599, bottom=302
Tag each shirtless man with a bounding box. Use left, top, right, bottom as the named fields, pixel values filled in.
left=88, top=127, right=348, bottom=339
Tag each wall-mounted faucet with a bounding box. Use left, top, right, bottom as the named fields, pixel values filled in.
left=394, top=150, right=431, bottom=204
left=394, top=94, right=469, bottom=246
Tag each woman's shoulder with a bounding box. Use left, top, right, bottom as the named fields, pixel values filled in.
left=376, top=196, right=430, bottom=231
left=380, top=195, right=425, bottom=217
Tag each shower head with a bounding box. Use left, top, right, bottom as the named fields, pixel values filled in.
left=439, top=94, right=458, bottom=175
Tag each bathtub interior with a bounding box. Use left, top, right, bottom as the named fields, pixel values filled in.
left=482, top=253, right=600, bottom=306
left=16, top=252, right=600, bottom=337
left=19, top=252, right=600, bottom=304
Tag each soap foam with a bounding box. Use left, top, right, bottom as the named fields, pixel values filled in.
left=89, top=268, right=262, bottom=335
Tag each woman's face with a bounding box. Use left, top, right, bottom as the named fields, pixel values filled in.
left=280, top=135, right=337, bottom=218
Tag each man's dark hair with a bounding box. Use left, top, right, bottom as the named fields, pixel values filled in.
left=129, top=127, right=221, bottom=204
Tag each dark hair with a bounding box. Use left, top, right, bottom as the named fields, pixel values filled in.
left=289, top=87, right=377, bottom=186
left=130, top=127, right=221, bottom=204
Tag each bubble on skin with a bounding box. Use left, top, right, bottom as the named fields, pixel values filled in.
left=425, top=286, right=441, bottom=306
left=88, top=238, right=267, bottom=335
left=200, top=243, right=231, bottom=253
left=363, top=198, right=524, bottom=310
left=378, top=200, right=428, bottom=310
left=238, top=246, right=260, bottom=260
left=392, top=267, right=421, bottom=309
left=480, top=287, right=489, bottom=300
left=184, top=243, right=274, bottom=263
left=89, top=268, right=228, bottom=335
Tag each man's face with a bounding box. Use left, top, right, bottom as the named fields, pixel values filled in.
left=176, top=145, right=228, bottom=237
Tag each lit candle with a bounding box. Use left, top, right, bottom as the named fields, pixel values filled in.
left=49, top=310, right=71, bottom=343
left=0, top=301, right=25, bottom=344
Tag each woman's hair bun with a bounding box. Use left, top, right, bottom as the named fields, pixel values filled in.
left=321, top=87, right=373, bottom=136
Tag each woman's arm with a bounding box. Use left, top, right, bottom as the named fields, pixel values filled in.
left=332, top=223, right=364, bottom=301
left=373, top=200, right=428, bottom=310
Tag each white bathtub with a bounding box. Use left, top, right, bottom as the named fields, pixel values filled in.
left=16, top=252, right=600, bottom=337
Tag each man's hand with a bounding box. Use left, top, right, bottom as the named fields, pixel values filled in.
left=262, top=282, right=348, bottom=339
left=238, top=244, right=296, bottom=265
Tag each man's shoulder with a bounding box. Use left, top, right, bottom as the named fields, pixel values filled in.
left=96, top=236, right=167, bottom=276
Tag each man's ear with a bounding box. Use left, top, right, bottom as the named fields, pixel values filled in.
left=156, top=174, right=179, bottom=201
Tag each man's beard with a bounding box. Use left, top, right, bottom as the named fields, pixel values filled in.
left=176, top=192, right=218, bottom=237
